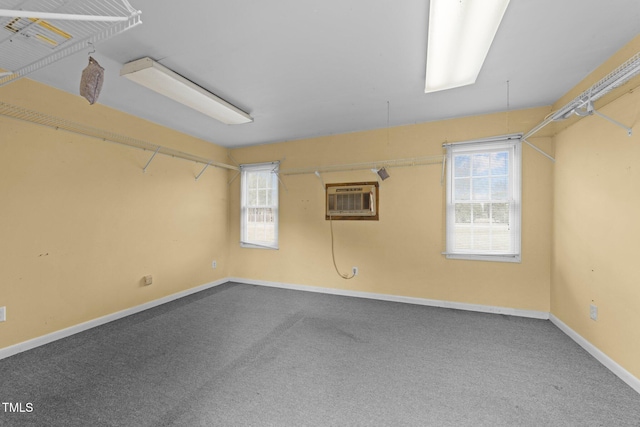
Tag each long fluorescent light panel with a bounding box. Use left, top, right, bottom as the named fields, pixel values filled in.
left=425, top=0, right=510, bottom=93
left=120, top=57, right=252, bottom=125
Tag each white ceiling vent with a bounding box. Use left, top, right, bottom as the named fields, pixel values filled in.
left=0, top=0, right=141, bottom=86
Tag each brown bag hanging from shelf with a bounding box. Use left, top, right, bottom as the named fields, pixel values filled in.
left=80, top=56, right=104, bottom=105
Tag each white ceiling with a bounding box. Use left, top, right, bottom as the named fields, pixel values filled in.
left=17, top=0, right=640, bottom=147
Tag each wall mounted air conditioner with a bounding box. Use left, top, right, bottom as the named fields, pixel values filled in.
left=325, top=182, right=379, bottom=220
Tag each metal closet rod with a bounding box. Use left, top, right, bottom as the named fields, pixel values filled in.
left=0, top=102, right=238, bottom=175
left=279, top=154, right=444, bottom=176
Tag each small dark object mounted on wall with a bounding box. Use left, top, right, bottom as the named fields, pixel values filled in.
left=376, top=167, right=390, bottom=180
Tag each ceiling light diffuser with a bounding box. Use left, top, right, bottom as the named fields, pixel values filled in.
left=120, top=57, right=252, bottom=125
left=425, top=0, right=510, bottom=93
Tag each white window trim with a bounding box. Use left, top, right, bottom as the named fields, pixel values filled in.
left=240, top=161, right=279, bottom=250
left=444, top=134, right=522, bottom=263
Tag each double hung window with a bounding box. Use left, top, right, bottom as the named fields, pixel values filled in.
left=240, top=162, right=279, bottom=249
left=445, top=136, right=521, bottom=262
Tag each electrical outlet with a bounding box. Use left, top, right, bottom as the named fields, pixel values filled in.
left=352, top=267, right=358, bottom=276
left=144, top=275, right=153, bottom=286
left=212, top=260, right=217, bottom=269
left=590, top=304, right=598, bottom=321
left=0, top=306, right=6, bottom=322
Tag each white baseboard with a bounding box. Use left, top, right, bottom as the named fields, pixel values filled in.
left=0, top=278, right=227, bottom=361
left=228, top=277, right=550, bottom=320
left=550, top=314, right=640, bottom=395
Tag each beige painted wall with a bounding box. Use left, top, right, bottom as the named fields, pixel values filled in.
left=229, top=107, right=553, bottom=312
left=0, top=79, right=230, bottom=349
left=551, top=37, right=640, bottom=379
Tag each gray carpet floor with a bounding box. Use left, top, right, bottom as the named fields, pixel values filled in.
left=1, top=282, right=639, bottom=426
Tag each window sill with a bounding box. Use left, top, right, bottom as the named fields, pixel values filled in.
left=443, top=252, right=521, bottom=263
left=240, top=242, right=279, bottom=250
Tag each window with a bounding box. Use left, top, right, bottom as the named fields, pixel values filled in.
left=445, top=135, right=521, bottom=262
left=240, top=162, right=279, bottom=249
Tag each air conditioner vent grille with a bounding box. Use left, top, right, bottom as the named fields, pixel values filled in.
left=326, top=182, right=379, bottom=221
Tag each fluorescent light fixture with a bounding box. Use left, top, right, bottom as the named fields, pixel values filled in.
left=120, top=57, right=252, bottom=125
left=425, top=0, right=510, bottom=93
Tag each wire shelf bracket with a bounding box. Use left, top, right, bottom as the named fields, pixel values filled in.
left=590, top=106, right=633, bottom=136
left=195, top=161, right=212, bottom=181
left=142, top=146, right=160, bottom=173
left=522, top=138, right=556, bottom=163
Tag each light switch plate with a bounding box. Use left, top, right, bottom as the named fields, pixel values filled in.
left=0, top=306, right=6, bottom=322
